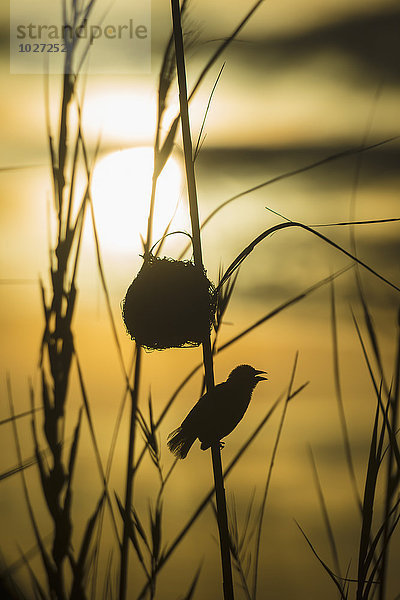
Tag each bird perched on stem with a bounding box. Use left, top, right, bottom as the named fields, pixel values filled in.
left=168, top=365, right=267, bottom=459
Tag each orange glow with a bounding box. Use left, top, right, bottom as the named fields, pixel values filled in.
left=90, top=147, right=184, bottom=252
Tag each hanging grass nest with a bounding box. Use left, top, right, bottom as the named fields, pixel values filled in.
left=122, top=255, right=216, bottom=350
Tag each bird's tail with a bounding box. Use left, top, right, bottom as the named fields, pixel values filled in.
left=167, top=427, right=196, bottom=459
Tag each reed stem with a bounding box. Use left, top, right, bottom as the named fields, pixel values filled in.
left=171, top=1, right=234, bottom=598
left=170, top=0, right=203, bottom=268
left=119, top=348, right=142, bottom=600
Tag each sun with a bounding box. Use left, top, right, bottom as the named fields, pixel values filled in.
left=90, top=147, right=184, bottom=253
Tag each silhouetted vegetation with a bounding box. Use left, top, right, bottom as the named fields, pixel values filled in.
left=1, top=1, right=399, bottom=599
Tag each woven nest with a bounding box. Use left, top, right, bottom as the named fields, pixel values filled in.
left=122, top=255, right=216, bottom=350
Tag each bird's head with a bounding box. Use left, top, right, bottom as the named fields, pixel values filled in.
left=227, top=364, right=268, bottom=387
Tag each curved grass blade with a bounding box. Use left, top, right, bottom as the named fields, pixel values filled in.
left=178, top=136, right=399, bottom=260
left=218, top=221, right=400, bottom=294
left=194, top=63, right=225, bottom=161
left=356, top=401, right=382, bottom=599
left=252, top=354, right=298, bottom=599
left=188, top=0, right=265, bottom=103
left=295, top=520, right=347, bottom=600
left=352, top=314, right=400, bottom=471
left=308, top=447, right=342, bottom=582
left=159, top=0, right=267, bottom=179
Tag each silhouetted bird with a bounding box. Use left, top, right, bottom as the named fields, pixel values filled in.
left=168, top=365, right=267, bottom=459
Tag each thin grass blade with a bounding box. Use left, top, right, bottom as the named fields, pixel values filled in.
left=252, top=353, right=298, bottom=599
left=179, top=564, right=202, bottom=600
left=296, top=520, right=347, bottom=600
left=308, top=447, right=342, bottom=580
left=330, top=280, right=362, bottom=512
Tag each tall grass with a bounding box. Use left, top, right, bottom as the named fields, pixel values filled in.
left=1, top=1, right=399, bottom=599
left=171, top=1, right=234, bottom=597
left=296, top=282, right=400, bottom=600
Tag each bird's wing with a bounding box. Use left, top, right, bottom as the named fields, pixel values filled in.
left=197, top=381, right=251, bottom=443
left=180, top=382, right=225, bottom=434
left=197, top=383, right=233, bottom=440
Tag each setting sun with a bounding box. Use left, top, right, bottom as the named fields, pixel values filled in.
left=90, top=146, right=184, bottom=252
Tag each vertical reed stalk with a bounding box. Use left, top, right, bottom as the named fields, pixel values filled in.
left=170, top=0, right=202, bottom=267
left=171, top=1, right=234, bottom=598
left=118, top=349, right=142, bottom=600
left=119, top=8, right=181, bottom=593
left=378, top=311, right=400, bottom=600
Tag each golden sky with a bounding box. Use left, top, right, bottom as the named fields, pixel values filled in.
left=1, top=1, right=400, bottom=599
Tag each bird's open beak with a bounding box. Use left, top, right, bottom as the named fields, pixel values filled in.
left=254, top=369, right=268, bottom=381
